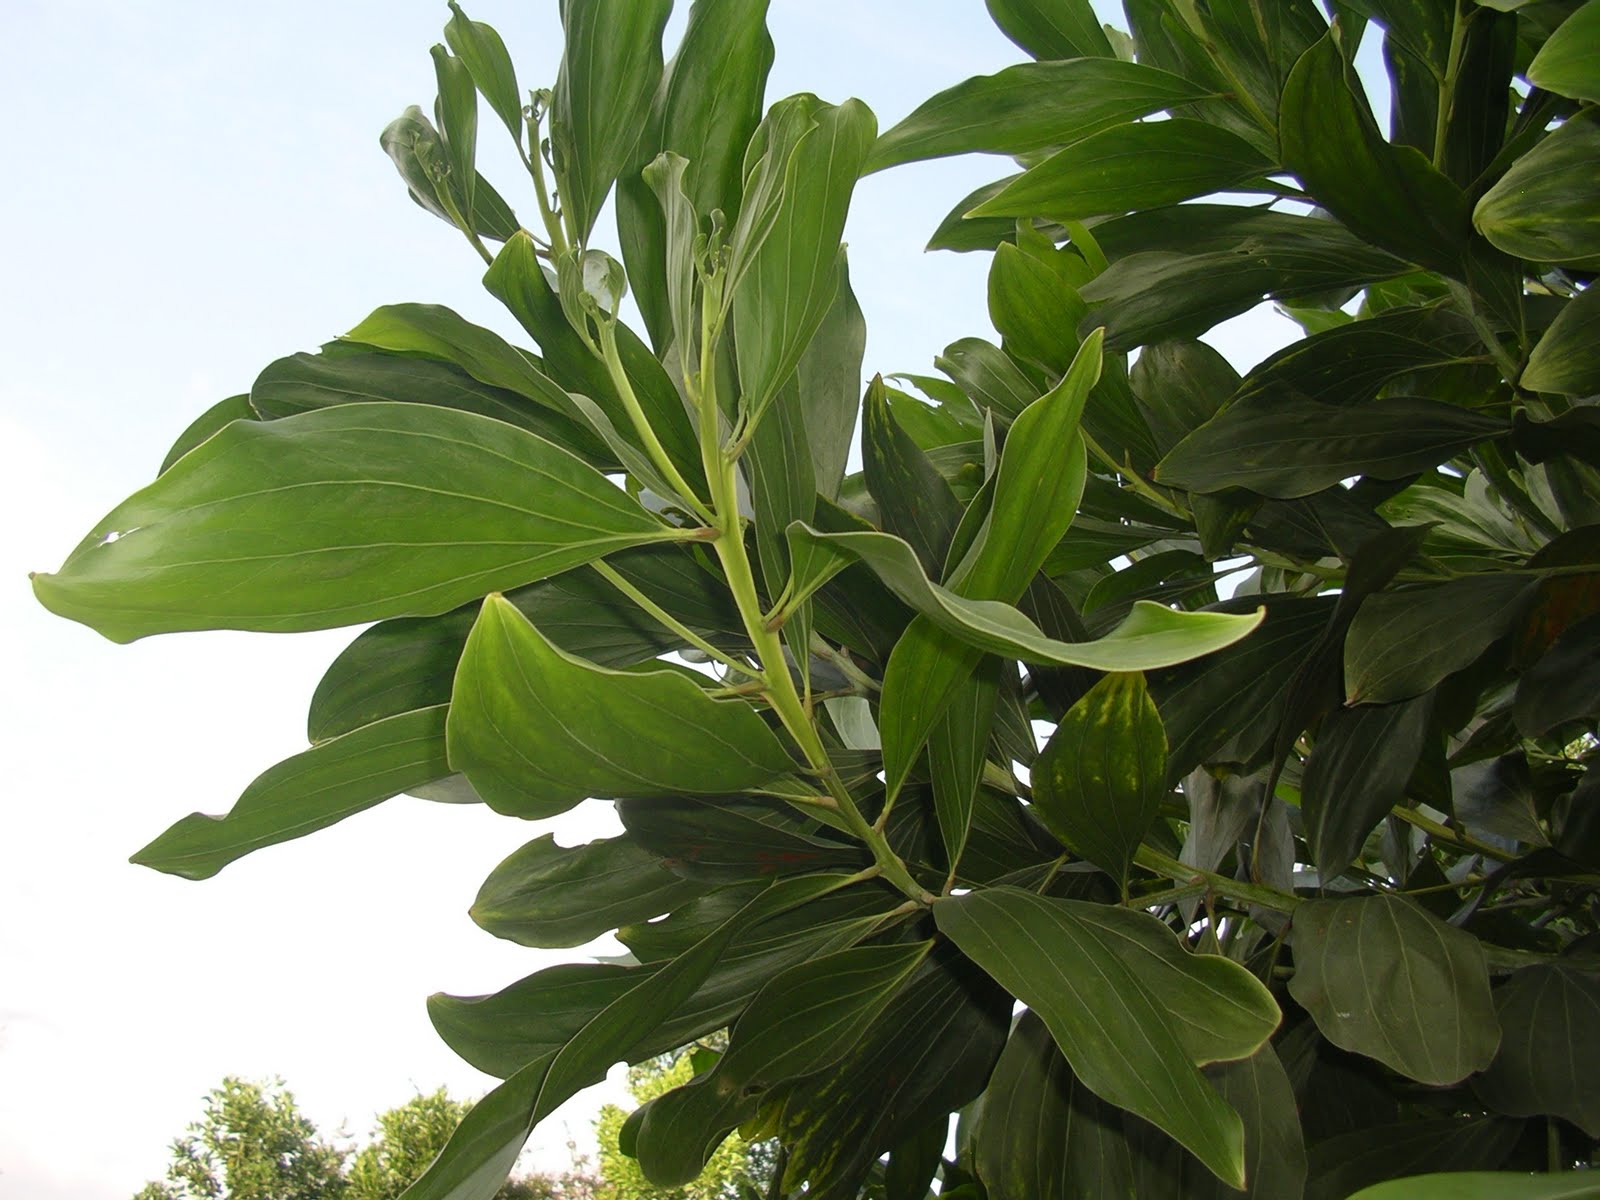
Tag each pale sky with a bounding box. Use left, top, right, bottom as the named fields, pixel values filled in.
left=1, top=3, right=1299, bottom=1198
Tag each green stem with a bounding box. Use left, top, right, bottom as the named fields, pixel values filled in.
left=1080, top=429, right=1189, bottom=520
left=1389, top=805, right=1517, bottom=863
left=1432, top=5, right=1469, bottom=171
left=435, top=185, right=494, bottom=267
left=1134, top=846, right=1302, bottom=913
left=523, top=105, right=569, bottom=259
left=591, top=560, right=760, bottom=680
left=597, top=322, right=715, bottom=524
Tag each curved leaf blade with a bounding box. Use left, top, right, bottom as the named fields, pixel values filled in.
left=1474, top=964, right=1600, bottom=1136
left=32, top=403, right=677, bottom=642
left=1346, top=1173, right=1600, bottom=1200
left=1527, top=0, right=1600, bottom=103
left=447, top=595, right=793, bottom=817
left=1473, top=110, right=1600, bottom=265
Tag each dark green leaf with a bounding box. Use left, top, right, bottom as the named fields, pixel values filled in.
left=617, top=795, right=869, bottom=884
left=1475, top=964, right=1600, bottom=1135
left=984, top=0, right=1116, bottom=59
left=131, top=706, right=451, bottom=880
left=1528, top=0, right=1600, bottom=101
left=1522, top=282, right=1600, bottom=397
left=935, top=887, right=1280, bottom=1188
left=1129, top=339, right=1239, bottom=456
left=1303, top=1118, right=1523, bottom=1200
left=634, top=942, right=931, bottom=1187
left=798, top=255, right=867, bottom=502
left=976, top=1009, right=1135, bottom=1200
left=1154, top=393, right=1507, bottom=499
left=1347, top=1172, right=1600, bottom=1200
left=1288, top=894, right=1501, bottom=1084
left=1340, top=0, right=1452, bottom=75
left=1303, top=693, right=1434, bottom=880
left=1344, top=574, right=1539, bottom=704
left=470, top=833, right=706, bottom=949
left=158, top=394, right=256, bottom=474
left=550, top=0, right=672, bottom=243
left=1032, top=672, right=1167, bottom=893
left=968, top=120, right=1272, bottom=223
left=863, top=376, right=963, bottom=576
left=447, top=595, right=792, bottom=816
left=1474, top=111, right=1600, bottom=265
left=929, top=665, right=1002, bottom=872
left=1515, top=614, right=1600, bottom=736
left=444, top=2, right=522, bottom=140
left=379, top=106, right=518, bottom=241
left=32, top=403, right=678, bottom=642
left=867, top=60, right=1210, bottom=172
left=935, top=338, right=1039, bottom=421
left=732, top=96, right=875, bottom=422
left=1281, top=34, right=1470, bottom=273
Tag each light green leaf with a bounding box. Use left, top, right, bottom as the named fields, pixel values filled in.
left=987, top=241, right=1089, bottom=375
left=935, top=887, right=1281, bottom=1188
left=866, top=59, right=1210, bottom=172
left=635, top=942, right=931, bottom=1187
left=444, top=2, right=522, bottom=140
left=1528, top=0, right=1600, bottom=102
left=1281, top=34, right=1469, bottom=274
left=1346, top=1173, right=1600, bottom=1200
left=430, top=45, right=478, bottom=222
left=1154, top=393, right=1508, bottom=498
left=131, top=706, right=451, bottom=880
left=797, top=254, right=867, bottom=502
left=379, top=106, right=518, bottom=241
left=1474, top=964, right=1600, bottom=1136
left=1474, top=110, right=1600, bottom=265
left=1032, top=672, right=1167, bottom=894
left=984, top=0, right=1116, bottom=59
left=1522, top=278, right=1600, bottom=397
left=158, top=394, right=256, bottom=474
left=447, top=594, right=793, bottom=817
left=732, top=95, right=876, bottom=422
left=1288, top=894, right=1500, bottom=1085
left=935, top=337, right=1039, bottom=421
left=1344, top=574, right=1539, bottom=704
left=33, top=403, right=678, bottom=642
left=968, top=119, right=1272, bottom=223
left=550, top=0, right=672, bottom=243
left=469, top=833, right=706, bottom=949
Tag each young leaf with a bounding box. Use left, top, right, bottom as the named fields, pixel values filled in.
left=1031, top=671, right=1167, bottom=894
left=935, top=887, right=1280, bottom=1188
left=469, top=833, right=706, bottom=950
left=131, top=706, right=452, bottom=880
left=444, top=2, right=522, bottom=140
left=32, top=403, right=680, bottom=642
left=967, top=119, right=1273, bottom=223
left=550, top=0, right=673, bottom=243
left=866, top=59, right=1210, bottom=172
left=447, top=594, right=793, bottom=817
left=430, top=45, right=478, bottom=222
left=1288, top=894, right=1500, bottom=1085
left=379, top=106, right=518, bottom=241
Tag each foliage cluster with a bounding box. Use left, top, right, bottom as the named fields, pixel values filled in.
left=37, top=0, right=1600, bottom=1198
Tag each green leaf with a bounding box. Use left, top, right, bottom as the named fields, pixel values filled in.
left=469, top=833, right=705, bottom=949
left=929, top=665, right=1002, bottom=873
left=131, top=706, right=451, bottom=880
left=1344, top=574, right=1540, bottom=704
left=1154, top=393, right=1508, bottom=499
left=1522, top=280, right=1600, bottom=397
left=1032, top=672, right=1167, bottom=894
left=634, top=942, right=931, bottom=1187
left=984, top=0, right=1116, bottom=59
left=1347, top=1173, right=1600, bottom=1200
left=444, top=2, right=522, bottom=141
left=430, top=45, right=478, bottom=222
left=306, top=546, right=741, bottom=742
left=158, top=394, right=256, bottom=474
left=935, top=338, right=1039, bottom=421
left=618, top=794, right=869, bottom=884
left=32, top=403, right=678, bottom=642
left=1474, top=111, right=1600, bottom=265
left=550, top=0, right=672, bottom=243
left=863, top=376, right=964, bottom=577
left=935, top=887, right=1281, bottom=1189
left=379, top=106, right=518, bottom=242
left=1129, top=339, right=1239, bottom=456
left=1302, top=693, right=1434, bottom=880
left=866, top=59, right=1211, bottom=172
left=1528, top=0, right=1600, bottom=102
left=1474, top=964, right=1600, bottom=1135
left=976, top=1009, right=1135, bottom=1200
left=987, top=241, right=1089, bottom=375
left=401, top=880, right=792, bottom=1200
left=762, top=943, right=1011, bottom=1200
left=967, top=120, right=1272, bottom=223
left=251, top=345, right=595, bottom=452
left=1515, top=614, right=1600, bottom=737
left=447, top=594, right=792, bottom=817
left=1280, top=34, right=1470, bottom=274
left=732, top=96, right=875, bottom=422
left=796, top=255, right=867, bottom=502
left=1288, top=894, right=1500, bottom=1085
left=789, top=523, right=1266, bottom=671
left=1303, top=1119, right=1525, bottom=1200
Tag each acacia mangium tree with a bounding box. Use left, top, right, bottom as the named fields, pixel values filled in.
left=35, top=1, right=1600, bottom=1197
